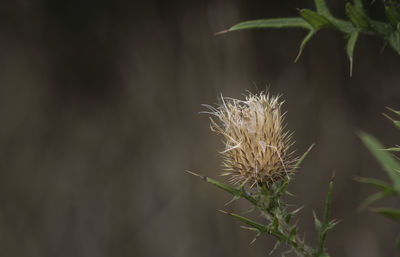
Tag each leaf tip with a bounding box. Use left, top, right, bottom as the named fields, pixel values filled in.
left=330, top=171, right=336, bottom=182
left=215, top=29, right=230, bottom=35
left=185, top=170, right=207, bottom=181
left=349, top=58, right=353, bottom=77
left=218, top=209, right=229, bottom=215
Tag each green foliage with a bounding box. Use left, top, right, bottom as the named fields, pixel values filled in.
left=188, top=145, right=338, bottom=257
left=313, top=177, right=339, bottom=257
left=221, top=18, right=312, bottom=32
left=373, top=208, right=400, bottom=222
left=358, top=132, right=400, bottom=191
left=219, top=0, right=400, bottom=76
left=358, top=108, right=400, bottom=250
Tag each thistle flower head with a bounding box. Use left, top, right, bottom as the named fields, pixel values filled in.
left=204, top=92, right=297, bottom=187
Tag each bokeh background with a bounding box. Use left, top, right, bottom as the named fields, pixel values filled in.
left=1, top=0, right=400, bottom=256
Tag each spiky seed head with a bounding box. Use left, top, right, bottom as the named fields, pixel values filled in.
left=204, top=92, right=297, bottom=187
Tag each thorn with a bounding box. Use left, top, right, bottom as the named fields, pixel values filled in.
left=215, top=29, right=229, bottom=35
left=249, top=234, right=260, bottom=245
left=385, top=106, right=395, bottom=113
left=218, top=209, right=230, bottom=215
left=185, top=170, right=207, bottom=181
left=349, top=59, right=353, bottom=77
left=330, top=171, right=336, bottom=182
left=294, top=50, right=302, bottom=63
left=382, top=112, right=394, bottom=122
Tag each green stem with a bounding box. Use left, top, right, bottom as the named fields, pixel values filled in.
left=315, top=178, right=334, bottom=256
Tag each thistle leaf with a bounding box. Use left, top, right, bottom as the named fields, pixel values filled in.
left=355, top=177, right=398, bottom=193
left=370, top=20, right=393, bottom=36
left=225, top=195, right=241, bottom=206
left=388, top=31, right=400, bottom=54
left=219, top=210, right=268, bottom=233
left=346, top=3, right=370, bottom=29
left=313, top=211, right=322, bottom=235
left=383, top=112, right=400, bottom=129
left=386, top=107, right=400, bottom=117
left=185, top=170, right=258, bottom=205
left=385, top=6, right=400, bottom=29
left=314, top=178, right=335, bottom=256
left=373, top=208, right=400, bottom=223
left=396, top=234, right=400, bottom=251
left=312, top=1, right=353, bottom=33
left=346, top=30, right=359, bottom=77
left=285, top=206, right=304, bottom=224
left=269, top=241, right=281, bottom=255
left=314, top=0, right=333, bottom=18
left=294, top=29, right=315, bottom=62
left=358, top=132, right=400, bottom=191
left=291, top=143, right=315, bottom=171
left=323, top=178, right=334, bottom=226
left=353, top=0, right=365, bottom=14
left=359, top=191, right=388, bottom=210
left=384, top=147, right=400, bottom=152
left=300, top=9, right=332, bottom=29
left=289, top=225, right=297, bottom=241
left=220, top=17, right=312, bottom=34
left=355, top=176, right=398, bottom=209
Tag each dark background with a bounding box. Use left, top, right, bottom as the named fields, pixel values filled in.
left=1, top=0, right=400, bottom=256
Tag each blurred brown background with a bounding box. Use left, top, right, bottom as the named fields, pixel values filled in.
left=1, top=0, right=400, bottom=256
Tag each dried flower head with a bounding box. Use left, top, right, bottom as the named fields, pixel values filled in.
left=203, top=92, right=297, bottom=187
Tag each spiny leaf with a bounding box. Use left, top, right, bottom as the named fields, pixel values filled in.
left=359, top=191, right=389, bottom=210
left=313, top=211, right=322, bottom=235
left=330, top=19, right=355, bottom=34
left=220, top=0, right=400, bottom=77
left=346, top=30, right=360, bottom=77
left=385, top=6, right=400, bottom=29
left=240, top=226, right=259, bottom=232
left=327, top=219, right=340, bottom=230
left=346, top=3, right=370, bottom=29
left=370, top=20, right=393, bottom=36
left=289, top=225, right=297, bottom=241
left=269, top=241, right=281, bottom=255
left=315, top=177, right=335, bottom=256
left=323, top=177, right=334, bottom=225
left=249, top=232, right=262, bottom=245
left=285, top=206, right=304, bottom=224
left=386, top=107, right=400, bottom=117
left=225, top=195, right=241, bottom=206
left=314, top=0, right=333, bottom=18
left=272, top=215, right=279, bottom=230
left=388, top=31, right=400, bottom=54
left=219, top=210, right=268, bottom=233
left=396, top=234, right=400, bottom=251
left=355, top=177, right=398, bottom=193
left=355, top=176, right=399, bottom=209
left=220, top=17, right=312, bottom=34
left=295, top=29, right=316, bottom=62
left=185, top=170, right=258, bottom=205
left=353, top=0, right=365, bottom=15
left=292, top=143, right=315, bottom=171
left=358, top=132, right=400, bottom=191
left=186, top=170, right=240, bottom=195
left=373, top=208, right=400, bottom=223
left=300, top=9, right=332, bottom=29
left=383, top=112, right=400, bottom=129
left=384, top=147, right=400, bottom=152
left=219, top=210, right=297, bottom=247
